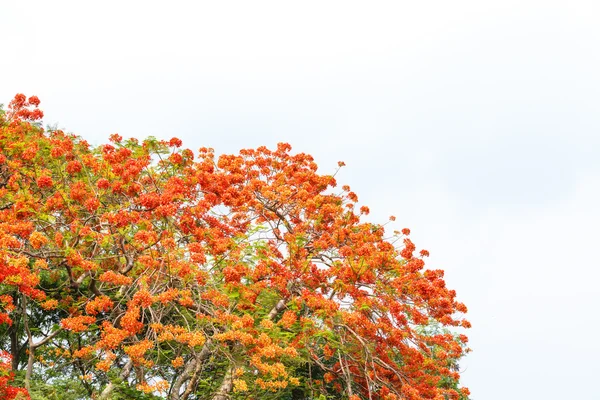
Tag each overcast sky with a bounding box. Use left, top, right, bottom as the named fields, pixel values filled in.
left=3, top=1, right=600, bottom=398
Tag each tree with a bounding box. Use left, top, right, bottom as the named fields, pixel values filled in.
left=0, top=93, right=470, bottom=400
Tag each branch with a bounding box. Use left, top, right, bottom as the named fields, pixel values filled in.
left=169, top=343, right=212, bottom=400
left=98, top=359, right=134, bottom=400
left=211, top=367, right=234, bottom=400
left=338, top=344, right=354, bottom=397
left=31, top=327, right=63, bottom=349
left=267, top=298, right=287, bottom=320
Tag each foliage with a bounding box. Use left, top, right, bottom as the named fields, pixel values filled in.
left=0, top=94, right=470, bottom=399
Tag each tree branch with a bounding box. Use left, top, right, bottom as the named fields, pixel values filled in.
left=98, top=359, right=134, bottom=400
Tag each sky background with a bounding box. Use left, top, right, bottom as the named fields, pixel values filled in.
left=3, top=1, right=600, bottom=398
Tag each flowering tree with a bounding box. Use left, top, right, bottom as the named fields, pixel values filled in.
left=0, top=94, right=470, bottom=400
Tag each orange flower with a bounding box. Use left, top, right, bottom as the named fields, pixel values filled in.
left=98, top=271, right=132, bottom=285
left=61, top=316, right=95, bottom=333
left=124, top=340, right=153, bottom=360
left=29, top=231, right=48, bottom=249
left=171, top=356, right=184, bottom=368
left=41, top=299, right=58, bottom=310
left=85, top=296, right=114, bottom=316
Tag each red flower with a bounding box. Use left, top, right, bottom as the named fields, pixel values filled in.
left=97, top=178, right=110, bottom=189
left=66, top=160, right=82, bottom=174
left=169, top=137, right=183, bottom=147
left=36, top=175, right=53, bottom=188
left=28, top=96, right=40, bottom=106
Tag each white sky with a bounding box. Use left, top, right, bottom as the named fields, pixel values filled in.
left=3, top=1, right=600, bottom=398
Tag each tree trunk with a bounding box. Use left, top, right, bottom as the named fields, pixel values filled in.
left=209, top=298, right=288, bottom=400
left=211, top=367, right=233, bottom=400
left=98, top=360, right=133, bottom=400
left=21, top=296, right=33, bottom=392
left=169, top=342, right=212, bottom=400
left=9, top=322, right=20, bottom=371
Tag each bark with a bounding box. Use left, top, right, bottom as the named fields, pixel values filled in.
left=339, top=351, right=354, bottom=397
left=22, top=297, right=33, bottom=392
left=98, top=360, right=133, bottom=400
left=209, top=297, right=288, bottom=400
left=268, top=298, right=287, bottom=320
left=169, top=358, right=198, bottom=400
left=169, top=343, right=212, bottom=400
left=171, top=298, right=289, bottom=400
left=21, top=293, right=62, bottom=392
left=180, top=357, right=204, bottom=400
left=9, top=322, right=20, bottom=371
left=211, top=367, right=233, bottom=400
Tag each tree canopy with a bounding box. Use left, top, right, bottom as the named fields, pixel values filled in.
left=0, top=94, right=470, bottom=400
